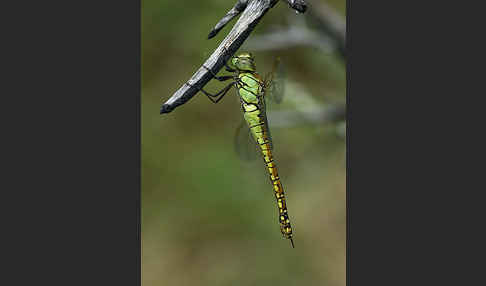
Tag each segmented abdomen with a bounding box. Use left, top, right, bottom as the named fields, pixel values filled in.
left=238, top=72, right=293, bottom=242
left=259, top=136, right=293, bottom=240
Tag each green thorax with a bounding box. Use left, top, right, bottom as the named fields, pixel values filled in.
left=237, top=72, right=263, bottom=105
left=237, top=71, right=266, bottom=136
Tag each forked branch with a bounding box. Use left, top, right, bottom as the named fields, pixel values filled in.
left=160, top=0, right=307, bottom=114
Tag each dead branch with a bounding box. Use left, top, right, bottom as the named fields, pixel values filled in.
left=160, top=0, right=308, bottom=114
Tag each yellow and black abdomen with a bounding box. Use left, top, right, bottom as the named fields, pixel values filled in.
left=237, top=72, right=294, bottom=245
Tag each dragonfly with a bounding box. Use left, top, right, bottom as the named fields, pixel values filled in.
left=187, top=51, right=294, bottom=248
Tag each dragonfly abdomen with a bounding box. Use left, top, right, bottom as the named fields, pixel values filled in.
left=260, top=141, right=293, bottom=241
left=238, top=71, right=294, bottom=246
left=241, top=103, right=294, bottom=243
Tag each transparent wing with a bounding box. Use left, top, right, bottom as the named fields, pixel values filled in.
left=260, top=57, right=286, bottom=150
left=264, top=57, right=286, bottom=105
left=234, top=119, right=259, bottom=161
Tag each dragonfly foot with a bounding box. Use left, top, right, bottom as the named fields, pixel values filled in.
left=186, top=81, right=234, bottom=104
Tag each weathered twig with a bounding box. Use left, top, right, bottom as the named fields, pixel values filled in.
left=160, top=0, right=307, bottom=114
left=207, top=0, right=248, bottom=39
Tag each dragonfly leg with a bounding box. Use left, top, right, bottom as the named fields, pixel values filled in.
left=204, top=82, right=235, bottom=103
left=202, top=65, right=234, bottom=82
left=222, top=46, right=236, bottom=72
left=186, top=82, right=235, bottom=104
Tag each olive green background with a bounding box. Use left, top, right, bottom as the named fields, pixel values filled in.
left=142, top=1, right=346, bottom=285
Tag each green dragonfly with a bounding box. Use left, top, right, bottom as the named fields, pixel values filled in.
left=188, top=52, right=294, bottom=248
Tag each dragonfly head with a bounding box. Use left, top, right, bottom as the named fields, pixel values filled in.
left=230, top=52, right=256, bottom=72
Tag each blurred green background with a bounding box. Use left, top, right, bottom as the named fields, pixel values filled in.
left=142, top=1, right=346, bottom=285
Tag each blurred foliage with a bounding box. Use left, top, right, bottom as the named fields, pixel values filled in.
left=142, top=1, right=346, bottom=286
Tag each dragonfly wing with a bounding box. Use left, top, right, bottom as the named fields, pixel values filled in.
left=261, top=57, right=287, bottom=150
left=234, top=119, right=259, bottom=161
left=264, top=57, right=286, bottom=105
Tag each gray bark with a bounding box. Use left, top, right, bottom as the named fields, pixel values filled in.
left=160, top=0, right=307, bottom=114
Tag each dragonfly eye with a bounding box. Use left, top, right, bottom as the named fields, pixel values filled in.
left=231, top=52, right=256, bottom=71
left=235, top=52, right=254, bottom=61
